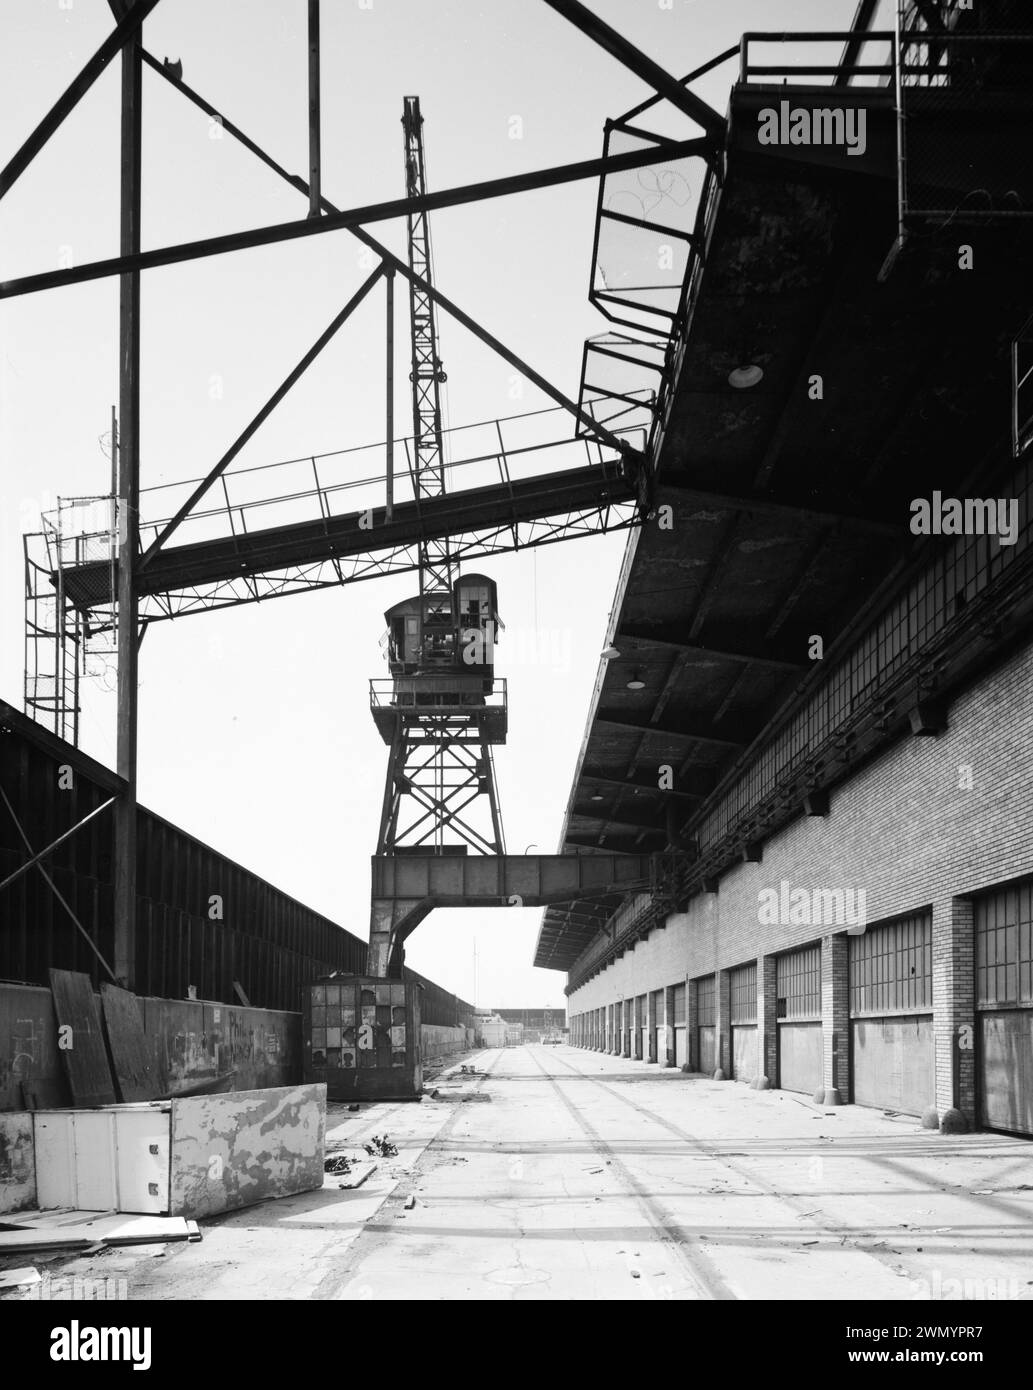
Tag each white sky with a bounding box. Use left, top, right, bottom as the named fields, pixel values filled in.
left=0, top=0, right=859, bottom=1008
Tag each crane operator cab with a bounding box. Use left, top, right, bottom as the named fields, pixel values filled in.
left=377, top=573, right=505, bottom=722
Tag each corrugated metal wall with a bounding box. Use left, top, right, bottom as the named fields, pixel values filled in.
left=0, top=704, right=471, bottom=1023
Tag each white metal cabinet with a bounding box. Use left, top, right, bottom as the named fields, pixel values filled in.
left=33, top=1104, right=171, bottom=1214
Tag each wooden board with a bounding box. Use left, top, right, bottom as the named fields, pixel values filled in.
left=48, top=969, right=116, bottom=1108
left=20, top=1077, right=70, bottom=1111
left=0, top=1212, right=199, bottom=1253
left=100, top=983, right=158, bottom=1102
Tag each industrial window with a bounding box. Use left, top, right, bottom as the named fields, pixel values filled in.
left=849, top=912, right=932, bottom=1016
left=672, top=983, right=686, bottom=1025
left=976, top=883, right=1033, bottom=1008
left=695, top=975, right=715, bottom=1027
left=730, top=963, right=757, bottom=1024
left=776, top=947, right=821, bottom=1020
left=689, top=450, right=1033, bottom=864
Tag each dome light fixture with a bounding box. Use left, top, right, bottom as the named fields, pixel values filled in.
left=590, top=793, right=604, bottom=802
left=728, top=363, right=764, bottom=390
left=601, top=645, right=621, bottom=659
left=626, top=670, right=646, bottom=691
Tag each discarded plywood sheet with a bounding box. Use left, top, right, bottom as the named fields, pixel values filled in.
left=169, top=1083, right=326, bottom=1219
left=100, top=984, right=157, bottom=1102
left=0, top=1211, right=198, bottom=1252
left=20, top=1077, right=70, bottom=1111
left=0, top=1112, right=36, bottom=1214
left=48, top=969, right=116, bottom=1108
left=0, top=1266, right=41, bottom=1290
left=0, top=1229, right=93, bottom=1253
left=0, top=982, right=64, bottom=1112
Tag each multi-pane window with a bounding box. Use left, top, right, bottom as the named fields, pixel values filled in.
left=695, top=975, right=716, bottom=1027
left=849, top=913, right=933, bottom=1015
left=731, top=962, right=757, bottom=1023
left=977, top=884, right=1033, bottom=1007
left=776, top=946, right=821, bottom=1020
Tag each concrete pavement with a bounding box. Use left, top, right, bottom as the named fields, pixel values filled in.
left=8, top=1045, right=1033, bottom=1301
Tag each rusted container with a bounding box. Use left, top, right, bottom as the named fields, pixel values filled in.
left=302, top=976, right=422, bottom=1100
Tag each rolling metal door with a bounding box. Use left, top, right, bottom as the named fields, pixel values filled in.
left=636, top=994, right=647, bottom=1059
left=976, top=885, right=1033, bottom=1135
left=730, top=963, right=758, bottom=1081
left=776, top=947, right=821, bottom=1093
left=695, top=975, right=715, bottom=1074
left=649, top=989, right=663, bottom=1061
left=850, top=913, right=934, bottom=1115
left=673, top=983, right=687, bottom=1067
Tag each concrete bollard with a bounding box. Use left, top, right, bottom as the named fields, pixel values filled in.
left=940, top=1107, right=969, bottom=1134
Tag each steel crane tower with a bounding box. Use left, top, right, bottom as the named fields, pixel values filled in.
left=403, top=95, right=455, bottom=614
left=367, top=97, right=507, bottom=909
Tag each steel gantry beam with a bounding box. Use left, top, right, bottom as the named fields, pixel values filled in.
left=0, top=138, right=711, bottom=303
left=0, top=0, right=162, bottom=201
left=56, top=458, right=639, bottom=615
left=541, top=0, right=726, bottom=138
left=3, top=7, right=719, bottom=993
left=137, top=266, right=387, bottom=574
left=367, top=852, right=659, bottom=977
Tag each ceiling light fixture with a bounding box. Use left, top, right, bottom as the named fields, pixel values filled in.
left=626, top=670, right=646, bottom=691
left=728, top=363, right=764, bottom=389
left=590, top=793, right=604, bottom=802
left=601, top=645, right=621, bottom=659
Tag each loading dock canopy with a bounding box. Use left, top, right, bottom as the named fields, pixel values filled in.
left=535, top=46, right=1033, bottom=975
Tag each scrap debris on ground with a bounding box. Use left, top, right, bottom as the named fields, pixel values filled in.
left=363, top=1135, right=398, bottom=1158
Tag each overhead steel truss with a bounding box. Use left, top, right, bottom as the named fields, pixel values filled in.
left=3, top=0, right=729, bottom=988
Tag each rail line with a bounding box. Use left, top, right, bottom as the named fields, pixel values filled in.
left=524, top=1046, right=735, bottom=1299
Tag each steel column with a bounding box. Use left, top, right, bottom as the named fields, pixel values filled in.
left=307, top=0, right=321, bottom=218
left=113, top=19, right=143, bottom=989
left=0, top=0, right=162, bottom=202
left=386, top=269, right=395, bottom=522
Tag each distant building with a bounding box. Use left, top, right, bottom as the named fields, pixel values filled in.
left=491, top=1007, right=567, bottom=1042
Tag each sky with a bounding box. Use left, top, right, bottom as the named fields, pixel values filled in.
left=0, top=0, right=862, bottom=1008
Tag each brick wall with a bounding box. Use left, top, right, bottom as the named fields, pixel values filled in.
left=568, top=642, right=1033, bottom=1124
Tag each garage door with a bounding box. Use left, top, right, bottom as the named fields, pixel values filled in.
left=673, top=983, right=686, bottom=1067
left=776, top=946, right=822, bottom=1094
left=730, top=962, right=758, bottom=1081
left=976, top=884, right=1033, bottom=1135
left=850, top=913, right=934, bottom=1115
left=635, top=994, right=647, bottom=1060
left=695, top=975, right=715, bottom=1074
left=649, top=989, right=663, bottom=1062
